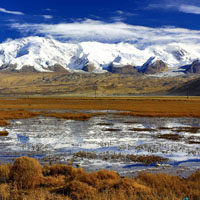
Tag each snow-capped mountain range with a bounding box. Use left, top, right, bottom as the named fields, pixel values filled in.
left=0, top=36, right=200, bottom=74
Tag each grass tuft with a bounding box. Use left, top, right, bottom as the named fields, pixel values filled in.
left=10, top=156, right=43, bottom=189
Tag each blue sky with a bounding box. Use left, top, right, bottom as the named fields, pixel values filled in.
left=0, top=0, right=200, bottom=43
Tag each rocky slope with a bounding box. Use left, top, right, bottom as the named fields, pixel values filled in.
left=180, top=60, right=200, bottom=74
left=137, top=57, right=168, bottom=74
left=170, top=76, right=200, bottom=96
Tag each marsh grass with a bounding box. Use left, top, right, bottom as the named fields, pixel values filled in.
left=0, top=110, right=40, bottom=120
left=128, top=128, right=156, bottom=132
left=0, top=131, right=9, bottom=136
left=188, top=141, right=200, bottom=144
left=44, top=112, right=104, bottom=121
left=73, top=151, right=168, bottom=164
left=96, top=123, right=113, bottom=126
left=158, top=127, right=172, bottom=130
left=0, top=120, right=10, bottom=127
left=102, top=128, right=121, bottom=132
left=0, top=97, right=200, bottom=118
left=123, top=121, right=138, bottom=124
left=0, top=109, right=104, bottom=127
left=155, top=134, right=183, bottom=141
left=158, top=126, right=200, bottom=134
left=0, top=97, right=199, bottom=129
left=174, top=127, right=200, bottom=134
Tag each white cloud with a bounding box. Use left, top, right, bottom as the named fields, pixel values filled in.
left=115, top=10, right=136, bottom=17
left=178, top=4, right=200, bottom=14
left=10, top=19, right=200, bottom=47
left=145, top=3, right=174, bottom=10
left=116, top=10, right=124, bottom=15
left=146, top=3, right=200, bottom=15
left=45, top=8, right=52, bottom=11
left=110, top=16, right=126, bottom=22
left=41, top=15, right=53, bottom=19
left=0, top=7, right=24, bottom=15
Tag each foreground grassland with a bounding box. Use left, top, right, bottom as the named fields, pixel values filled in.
left=0, top=157, right=199, bottom=200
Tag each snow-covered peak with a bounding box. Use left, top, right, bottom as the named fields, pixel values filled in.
left=0, top=36, right=200, bottom=74
left=0, top=36, right=80, bottom=72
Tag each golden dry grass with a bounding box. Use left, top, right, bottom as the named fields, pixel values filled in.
left=0, top=157, right=199, bottom=200
left=0, top=108, right=103, bottom=126
left=0, top=120, right=10, bottom=127
left=0, top=97, right=199, bottom=128
left=44, top=112, right=103, bottom=121
left=0, top=110, right=40, bottom=120
left=0, top=164, right=11, bottom=183
left=0, top=183, right=10, bottom=200
left=0, top=110, right=40, bottom=127
left=0, top=97, right=200, bottom=118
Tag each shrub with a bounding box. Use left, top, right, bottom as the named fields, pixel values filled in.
left=9, top=156, right=43, bottom=189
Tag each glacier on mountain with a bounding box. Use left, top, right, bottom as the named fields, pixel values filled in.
left=0, top=36, right=200, bottom=74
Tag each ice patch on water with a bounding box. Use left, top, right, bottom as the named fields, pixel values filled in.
left=17, top=134, right=29, bottom=143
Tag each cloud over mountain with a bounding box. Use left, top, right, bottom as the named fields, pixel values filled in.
left=11, top=19, right=200, bottom=47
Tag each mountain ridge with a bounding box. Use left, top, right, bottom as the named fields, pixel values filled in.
left=0, top=36, right=200, bottom=75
